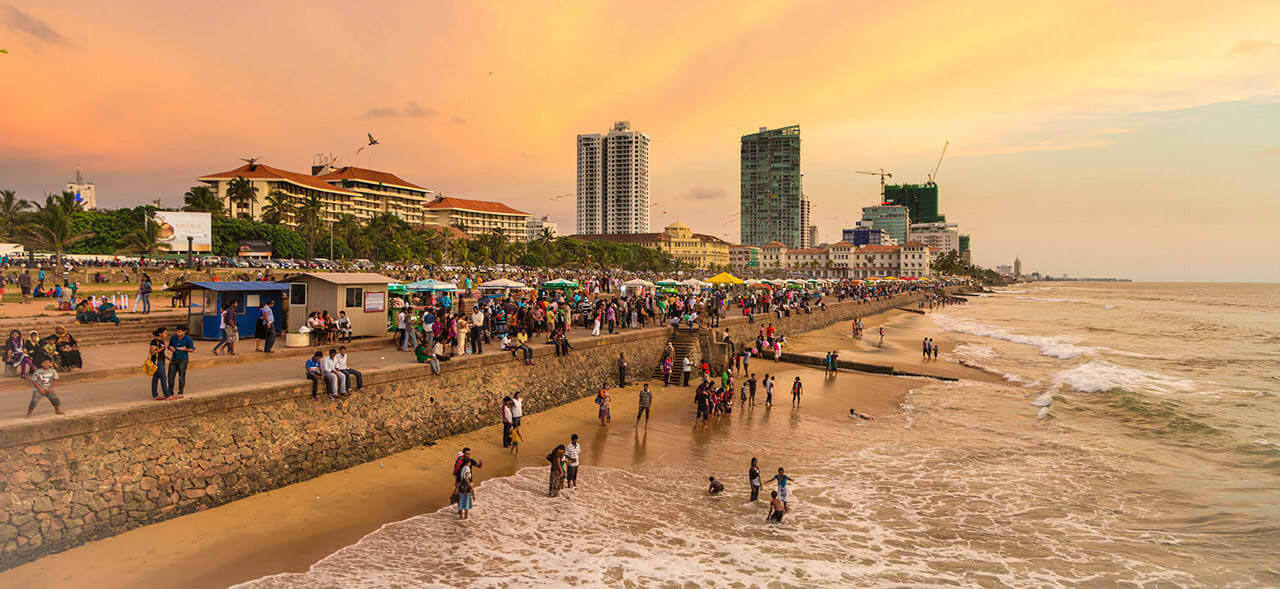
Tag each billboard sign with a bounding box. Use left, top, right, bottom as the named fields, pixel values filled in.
left=238, top=240, right=273, bottom=257
left=153, top=211, right=212, bottom=252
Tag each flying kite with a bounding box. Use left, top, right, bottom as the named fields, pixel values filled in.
left=0, top=49, right=9, bottom=55
left=355, top=133, right=379, bottom=158
left=552, top=193, right=572, bottom=200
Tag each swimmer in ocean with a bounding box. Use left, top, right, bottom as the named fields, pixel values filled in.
left=708, top=476, right=724, bottom=495
left=849, top=408, right=874, bottom=420
left=767, top=491, right=784, bottom=522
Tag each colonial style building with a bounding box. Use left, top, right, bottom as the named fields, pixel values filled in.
left=198, top=158, right=432, bottom=226
left=745, top=241, right=935, bottom=278
left=422, top=196, right=531, bottom=242
left=568, top=222, right=730, bottom=269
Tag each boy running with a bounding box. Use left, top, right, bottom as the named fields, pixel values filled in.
left=26, top=359, right=64, bottom=417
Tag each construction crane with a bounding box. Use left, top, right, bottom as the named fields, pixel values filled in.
left=927, top=141, right=949, bottom=185
left=856, top=169, right=893, bottom=199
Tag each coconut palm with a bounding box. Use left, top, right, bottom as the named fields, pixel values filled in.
left=294, top=193, right=325, bottom=259
left=0, top=189, right=32, bottom=240
left=23, top=195, right=94, bottom=266
left=225, top=176, right=258, bottom=219
left=183, top=185, right=226, bottom=217
left=51, top=190, right=85, bottom=214
left=261, top=189, right=296, bottom=225
left=117, top=217, right=167, bottom=255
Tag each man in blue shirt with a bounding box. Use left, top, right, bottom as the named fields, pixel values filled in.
left=305, top=351, right=325, bottom=400
left=167, top=324, right=196, bottom=398
left=259, top=300, right=277, bottom=353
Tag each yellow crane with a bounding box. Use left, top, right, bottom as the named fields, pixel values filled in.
left=927, top=141, right=949, bottom=185
left=856, top=169, right=893, bottom=200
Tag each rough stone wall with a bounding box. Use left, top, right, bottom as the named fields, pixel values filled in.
left=0, top=328, right=667, bottom=569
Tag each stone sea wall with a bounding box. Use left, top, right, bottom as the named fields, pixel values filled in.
left=0, top=290, right=930, bottom=569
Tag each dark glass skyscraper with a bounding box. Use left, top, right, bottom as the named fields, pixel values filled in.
left=884, top=183, right=945, bottom=224
left=740, top=125, right=802, bottom=247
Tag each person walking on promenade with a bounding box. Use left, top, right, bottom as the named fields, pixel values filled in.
left=148, top=327, right=171, bottom=400
left=18, top=271, right=31, bottom=304
left=749, top=458, right=762, bottom=501
left=26, top=358, right=64, bottom=417
left=212, top=301, right=238, bottom=355
left=636, top=383, right=653, bottom=427
left=617, top=352, right=627, bottom=387
left=257, top=301, right=277, bottom=353
left=166, top=325, right=194, bottom=399
left=565, top=434, right=581, bottom=489
left=335, top=346, right=362, bottom=390
left=547, top=444, right=567, bottom=497
left=470, top=307, right=485, bottom=354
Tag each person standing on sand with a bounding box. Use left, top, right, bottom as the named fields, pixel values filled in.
left=456, top=459, right=475, bottom=520
left=764, top=374, right=774, bottom=408
left=547, top=444, right=567, bottom=497
left=749, top=458, right=762, bottom=501
left=617, top=352, right=628, bottom=387
left=748, top=374, right=758, bottom=406
left=878, top=326, right=885, bottom=347
left=565, top=434, right=581, bottom=489
left=791, top=376, right=803, bottom=407
left=511, top=391, right=524, bottom=428
left=933, top=341, right=940, bottom=360
left=636, top=383, right=652, bottom=426
left=595, top=383, right=612, bottom=425
left=922, top=337, right=929, bottom=360
left=501, top=396, right=514, bottom=448
left=682, top=355, right=692, bottom=387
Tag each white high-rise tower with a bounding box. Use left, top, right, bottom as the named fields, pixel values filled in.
left=576, top=121, right=650, bottom=234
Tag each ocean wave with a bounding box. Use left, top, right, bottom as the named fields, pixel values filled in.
left=991, top=289, right=1027, bottom=294
left=931, top=314, right=1094, bottom=359
left=1051, top=360, right=1196, bottom=395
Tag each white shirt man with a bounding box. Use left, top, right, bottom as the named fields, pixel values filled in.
left=334, top=347, right=363, bottom=390
left=320, top=351, right=347, bottom=394
left=511, top=393, right=524, bottom=427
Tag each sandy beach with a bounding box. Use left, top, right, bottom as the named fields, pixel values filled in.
left=1, top=308, right=991, bottom=589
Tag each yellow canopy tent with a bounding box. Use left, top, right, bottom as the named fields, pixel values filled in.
left=706, top=271, right=746, bottom=285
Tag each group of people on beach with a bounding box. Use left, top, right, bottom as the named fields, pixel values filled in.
left=709, top=458, right=794, bottom=522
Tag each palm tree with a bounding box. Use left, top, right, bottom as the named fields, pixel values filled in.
left=117, top=217, right=167, bottom=255
left=294, top=193, right=325, bottom=259
left=183, top=186, right=226, bottom=217
left=0, top=189, right=32, bottom=240
left=261, top=189, right=296, bottom=225
left=334, top=213, right=369, bottom=258
left=51, top=190, right=85, bottom=214
left=23, top=195, right=94, bottom=266
left=225, top=176, right=258, bottom=219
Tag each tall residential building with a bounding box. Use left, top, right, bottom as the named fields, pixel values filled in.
left=860, top=204, right=910, bottom=245
left=884, top=183, right=945, bottom=224
left=576, top=121, right=650, bottom=234
left=799, top=195, right=813, bottom=247
left=575, top=134, right=605, bottom=234
left=740, top=125, right=802, bottom=247
left=959, top=234, right=971, bottom=264
left=909, top=222, right=960, bottom=252
left=66, top=170, right=97, bottom=210
left=808, top=225, right=819, bottom=248
left=1014, top=257, right=1022, bottom=277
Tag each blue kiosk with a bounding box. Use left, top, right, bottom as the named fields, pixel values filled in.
left=174, top=281, right=287, bottom=340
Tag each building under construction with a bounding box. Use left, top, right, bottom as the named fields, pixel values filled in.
left=884, top=183, right=945, bottom=224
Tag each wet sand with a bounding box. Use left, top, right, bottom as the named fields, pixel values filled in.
left=3, top=310, right=965, bottom=589
left=785, top=306, right=1000, bottom=382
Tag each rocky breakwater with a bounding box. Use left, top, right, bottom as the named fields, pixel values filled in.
left=0, top=326, right=669, bottom=569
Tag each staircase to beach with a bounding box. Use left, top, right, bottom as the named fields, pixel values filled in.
left=651, top=329, right=700, bottom=383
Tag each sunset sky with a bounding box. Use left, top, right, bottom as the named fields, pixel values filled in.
left=2, top=0, right=1277, bottom=281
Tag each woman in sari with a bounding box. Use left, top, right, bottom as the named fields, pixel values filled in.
left=5, top=329, right=33, bottom=377
left=596, top=383, right=611, bottom=426
left=546, top=444, right=566, bottom=497
left=96, top=301, right=120, bottom=325
left=52, top=326, right=82, bottom=370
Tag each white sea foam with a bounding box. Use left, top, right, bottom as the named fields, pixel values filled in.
left=1051, top=360, right=1197, bottom=395
left=992, top=289, right=1027, bottom=294
left=932, top=314, right=1093, bottom=359
left=1017, top=295, right=1073, bottom=303
left=952, top=343, right=997, bottom=360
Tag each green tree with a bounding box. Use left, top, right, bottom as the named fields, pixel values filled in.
left=260, top=189, right=296, bottom=226
left=225, top=176, right=258, bottom=220
left=293, top=193, right=325, bottom=259
left=117, top=217, right=167, bottom=255
left=0, top=189, right=32, bottom=240
left=183, top=185, right=226, bottom=217
left=51, top=190, right=85, bottom=214
left=23, top=195, right=94, bottom=266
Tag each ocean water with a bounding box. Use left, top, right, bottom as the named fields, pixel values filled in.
left=238, top=283, right=1280, bottom=588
